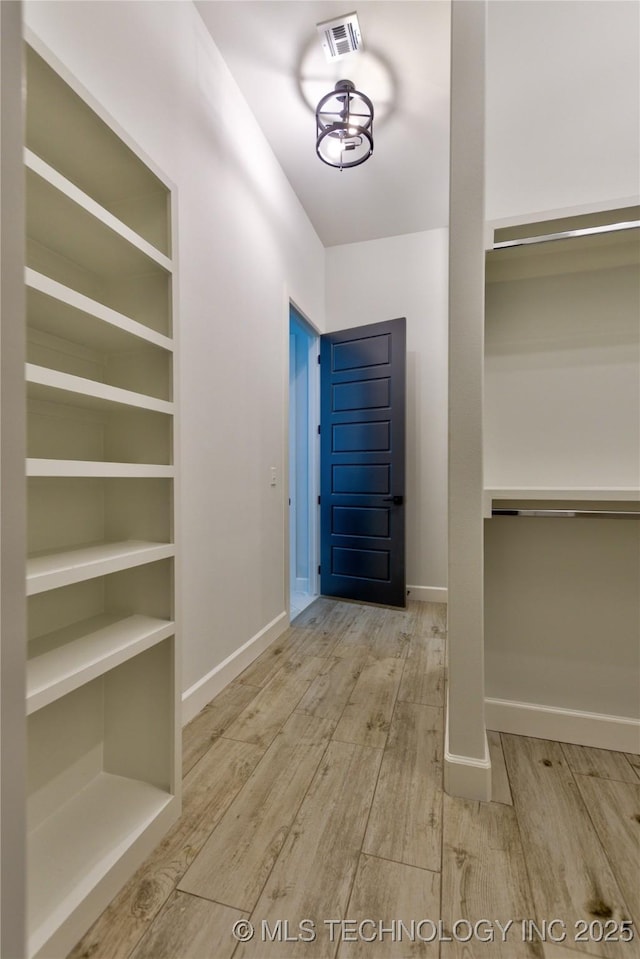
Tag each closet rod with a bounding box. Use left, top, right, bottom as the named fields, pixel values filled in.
left=493, top=219, right=640, bottom=250
left=492, top=509, right=640, bottom=519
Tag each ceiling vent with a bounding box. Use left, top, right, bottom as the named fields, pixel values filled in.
left=316, top=12, right=363, bottom=62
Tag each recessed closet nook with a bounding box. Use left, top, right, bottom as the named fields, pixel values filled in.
left=22, top=39, right=180, bottom=959
left=484, top=211, right=639, bottom=744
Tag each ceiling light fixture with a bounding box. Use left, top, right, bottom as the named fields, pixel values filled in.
left=315, top=79, right=374, bottom=170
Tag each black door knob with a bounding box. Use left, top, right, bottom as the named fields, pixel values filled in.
left=382, top=495, right=404, bottom=505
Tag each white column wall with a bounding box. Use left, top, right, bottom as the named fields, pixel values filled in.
left=446, top=0, right=490, bottom=800
left=325, top=230, right=449, bottom=599
left=1, top=4, right=27, bottom=956
left=23, top=1, right=325, bottom=704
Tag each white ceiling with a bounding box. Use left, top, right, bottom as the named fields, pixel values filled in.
left=195, top=1, right=451, bottom=247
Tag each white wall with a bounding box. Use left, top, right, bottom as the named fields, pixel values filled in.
left=485, top=262, right=640, bottom=489
left=485, top=516, right=640, bottom=721
left=486, top=0, right=640, bottom=222
left=325, top=230, right=448, bottom=596
left=23, top=1, right=325, bottom=698
left=446, top=0, right=490, bottom=800
left=1, top=5, right=27, bottom=955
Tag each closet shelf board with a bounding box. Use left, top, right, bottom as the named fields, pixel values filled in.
left=26, top=269, right=173, bottom=352
left=27, top=459, right=175, bottom=478
left=27, top=613, right=175, bottom=715
left=486, top=486, right=640, bottom=503
left=26, top=364, right=174, bottom=415
left=25, top=150, right=173, bottom=273
left=27, top=540, right=175, bottom=595
left=28, top=773, right=173, bottom=959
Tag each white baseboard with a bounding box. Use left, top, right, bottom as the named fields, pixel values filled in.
left=181, top=611, right=288, bottom=725
left=444, top=748, right=492, bottom=801
left=485, top=697, right=640, bottom=754
left=406, top=585, right=448, bottom=604
left=444, top=696, right=492, bottom=801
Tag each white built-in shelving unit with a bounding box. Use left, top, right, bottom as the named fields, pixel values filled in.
left=483, top=209, right=640, bottom=752
left=24, top=36, right=180, bottom=958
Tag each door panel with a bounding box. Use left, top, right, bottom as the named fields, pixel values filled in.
left=320, top=317, right=406, bottom=607
left=332, top=378, right=390, bottom=411
left=332, top=421, right=390, bottom=452
left=332, top=506, right=390, bottom=538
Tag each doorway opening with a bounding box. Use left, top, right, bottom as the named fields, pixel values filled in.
left=289, top=305, right=320, bottom=620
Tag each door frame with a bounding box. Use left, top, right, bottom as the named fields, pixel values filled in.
left=286, top=300, right=320, bottom=621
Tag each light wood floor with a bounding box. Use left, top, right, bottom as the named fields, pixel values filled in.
left=69, top=599, right=640, bottom=959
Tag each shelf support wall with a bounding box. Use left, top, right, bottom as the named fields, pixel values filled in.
left=0, top=2, right=27, bottom=956
left=445, top=0, right=491, bottom=800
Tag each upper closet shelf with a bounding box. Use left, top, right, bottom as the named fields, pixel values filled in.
left=27, top=540, right=175, bottom=595
left=25, top=151, right=172, bottom=274
left=27, top=460, right=175, bottom=478
left=27, top=364, right=174, bottom=415
left=484, top=487, right=640, bottom=516
left=486, top=212, right=640, bottom=283
left=26, top=270, right=173, bottom=353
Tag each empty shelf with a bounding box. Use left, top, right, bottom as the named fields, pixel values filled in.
left=27, top=364, right=174, bottom=415
left=27, top=459, right=174, bottom=478
left=25, top=150, right=172, bottom=273
left=26, top=269, right=173, bottom=351
left=486, top=486, right=640, bottom=502
left=484, top=487, right=640, bottom=516
left=28, top=772, right=173, bottom=958
left=27, top=540, right=175, bottom=595
left=28, top=613, right=175, bottom=714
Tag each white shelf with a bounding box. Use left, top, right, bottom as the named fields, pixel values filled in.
left=26, top=167, right=169, bottom=286
left=27, top=540, right=175, bottom=595
left=486, top=226, right=640, bottom=282
left=26, top=364, right=174, bottom=415
left=28, top=613, right=175, bottom=714
left=486, top=486, right=640, bottom=501
left=28, top=772, right=173, bottom=959
left=27, top=459, right=174, bottom=478
left=484, top=487, right=640, bottom=516
left=25, top=150, right=172, bottom=274
left=26, top=269, right=173, bottom=352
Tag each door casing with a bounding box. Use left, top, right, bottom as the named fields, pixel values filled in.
left=287, top=305, right=320, bottom=617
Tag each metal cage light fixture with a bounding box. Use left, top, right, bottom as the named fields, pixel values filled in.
left=315, top=79, right=374, bottom=169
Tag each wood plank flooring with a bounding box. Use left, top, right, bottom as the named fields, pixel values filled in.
left=441, top=792, right=540, bottom=959
left=233, top=740, right=383, bottom=958
left=501, top=736, right=635, bottom=959
left=486, top=730, right=513, bottom=806
left=362, top=701, right=443, bottom=872
left=70, top=599, right=640, bottom=959
left=178, top=712, right=335, bottom=912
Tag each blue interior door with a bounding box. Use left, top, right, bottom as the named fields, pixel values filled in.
left=320, top=317, right=406, bottom=608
